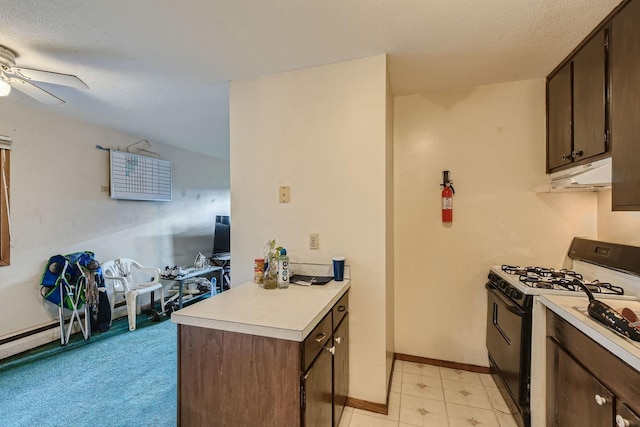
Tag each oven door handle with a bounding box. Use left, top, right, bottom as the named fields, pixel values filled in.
left=502, top=301, right=525, bottom=316
left=487, top=282, right=525, bottom=316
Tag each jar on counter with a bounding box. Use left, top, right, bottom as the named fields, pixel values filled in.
left=263, top=259, right=278, bottom=289
left=254, top=258, right=265, bottom=285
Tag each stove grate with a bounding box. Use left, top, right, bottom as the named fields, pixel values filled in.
left=501, top=265, right=624, bottom=295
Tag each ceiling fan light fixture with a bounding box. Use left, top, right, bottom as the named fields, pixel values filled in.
left=0, top=79, right=10, bottom=96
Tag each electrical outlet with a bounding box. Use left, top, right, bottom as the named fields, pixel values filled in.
left=279, top=186, right=290, bottom=203
left=309, top=233, right=319, bottom=250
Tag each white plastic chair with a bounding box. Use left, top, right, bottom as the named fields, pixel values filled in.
left=102, top=258, right=165, bottom=331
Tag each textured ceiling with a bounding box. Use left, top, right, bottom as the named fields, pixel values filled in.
left=0, top=0, right=622, bottom=159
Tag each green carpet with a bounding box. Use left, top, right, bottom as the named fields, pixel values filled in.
left=0, top=316, right=177, bottom=427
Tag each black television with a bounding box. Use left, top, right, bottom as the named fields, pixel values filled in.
left=212, top=215, right=230, bottom=257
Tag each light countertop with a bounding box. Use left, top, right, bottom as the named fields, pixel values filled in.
left=539, top=294, right=640, bottom=371
left=171, top=279, right=350, bottom=342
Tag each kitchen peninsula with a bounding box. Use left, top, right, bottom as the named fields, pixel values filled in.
left=171, top=279, right=351, bottom=427
left=541, top=294, right=640, bottom=426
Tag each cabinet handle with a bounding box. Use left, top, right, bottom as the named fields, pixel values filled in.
left=616, top=415, right=630, bottom=427
left=314, top=332, right=326, bottom=343
left=571, top=150, right=584, bottom=158
left=337, top=306, right=346, bottom=312
left=326, top=345, right=335, bottom=355
left=334, top=336, right=342, bottom=344
left=594, top=394, right=607, bottom=406
left=562, top=153, right=571, bottom=161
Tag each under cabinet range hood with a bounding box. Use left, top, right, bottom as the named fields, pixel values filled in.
left=540, top=158, right=612, bottom=192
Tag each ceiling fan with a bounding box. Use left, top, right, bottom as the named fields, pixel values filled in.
left=0, top=44, right=88, bottom=105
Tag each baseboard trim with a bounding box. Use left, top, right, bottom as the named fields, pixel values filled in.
left=345, top=397, right=388, bottom=415
left=395, top=353, right=491, bottom=374
left=345, top=355, right=396, bottom=415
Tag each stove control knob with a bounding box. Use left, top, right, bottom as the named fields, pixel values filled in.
left=616, top=415, right=630, bottom=427
left=511, top=289, right=522, bottom=299
left=595, top=394, right=607, bottom=406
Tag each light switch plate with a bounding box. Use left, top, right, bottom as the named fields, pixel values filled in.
left=279, top=186, right=290, bottom=203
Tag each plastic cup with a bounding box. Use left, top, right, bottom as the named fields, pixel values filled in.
left=332, top=257, right=345, bottom=281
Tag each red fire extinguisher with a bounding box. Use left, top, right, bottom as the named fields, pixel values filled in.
left=441, top=170, right=454, bottom=223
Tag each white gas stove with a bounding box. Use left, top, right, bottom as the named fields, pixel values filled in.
left=489, top=237, right=640, bottom=304
left=489, top=261, right=639, bottom=300
left=485, top=237, right=640, bottom=427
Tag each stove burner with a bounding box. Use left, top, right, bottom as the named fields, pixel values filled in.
left=501, top=265, right=528, bottom=275
left=501, top=265, right=624, bottom=295
left=533, top=281, right=554, bottom=289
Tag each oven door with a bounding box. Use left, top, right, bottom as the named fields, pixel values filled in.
left=486, top=283, right=530, bottom=410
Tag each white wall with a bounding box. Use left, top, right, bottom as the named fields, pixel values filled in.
left=393, top=79, right=598, bottom=366
left=385, top=69, right=395, bottom=387
left=0, top=99, right=229, bottom=343
left=230, top=55, right=392, bottom=404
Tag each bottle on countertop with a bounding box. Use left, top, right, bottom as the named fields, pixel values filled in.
left=278, top=248, right=289, bottom=289
left=263, top=240, right=278, bottom=289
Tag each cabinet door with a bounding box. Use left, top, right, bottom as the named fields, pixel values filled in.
left=611, top=0, right=640, bottom=210
left=617, top=402, right=640, bottom=427
left=547, top=63, right=573, bottom=171
left=333, top=315, right=349, bottom=427
left=302, top=345, right=333, bottom=427
left=547, top=338, right=614, bottom=427
left=573, top=29, right=607, bottom=162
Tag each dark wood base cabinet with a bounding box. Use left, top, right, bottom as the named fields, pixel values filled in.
left=546, top=311, right=640, bottom=427
left=178, top=291, right=349, bottom=427
left=302, top=340, right=333, bottom=426
left=333, top=315, right=349, bottom=426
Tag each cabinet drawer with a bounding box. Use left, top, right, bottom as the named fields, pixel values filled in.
left=332, top=291, right=349, bottom=330
left=303, top=312, right=332, bottom=372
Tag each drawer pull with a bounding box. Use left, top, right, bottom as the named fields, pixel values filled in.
left=326, top=345, right=335, bottom=355
left=616, top=415, right=630, bottom=427
left=334, top=336, right=342, bottom=344
left=594, top=394, right=607, bottom=406
left=314, top=333, right=326, bottom=343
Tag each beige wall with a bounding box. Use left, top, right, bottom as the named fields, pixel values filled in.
left=385, top=65, right=395, bottom=390
left=597, top=190, right=640, bottom=246
left=230, top=55, right=392, bottom=404
left=0, top=99, right=229, bottom=344
left=393, top=79, right=598, bottom=366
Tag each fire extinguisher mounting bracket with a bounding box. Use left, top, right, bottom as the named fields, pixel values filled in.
left=440, top=170, right=455, bottom=194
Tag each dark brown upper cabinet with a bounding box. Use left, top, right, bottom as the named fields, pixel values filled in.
left=547, top=63, right=572, bottom=171
left=611, top=0, right=640, bottom=210
left=547, top=29, right=609, bottom=173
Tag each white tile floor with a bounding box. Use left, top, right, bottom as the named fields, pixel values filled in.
left=338, top=360, right=519, bottom=427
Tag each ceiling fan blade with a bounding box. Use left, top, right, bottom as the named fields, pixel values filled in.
left=9, top=67, right=88, bottom=89
left=8, top=78, right=64, bottom=105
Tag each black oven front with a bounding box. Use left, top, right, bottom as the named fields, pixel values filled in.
left=486, top=274, right=533, bottom=427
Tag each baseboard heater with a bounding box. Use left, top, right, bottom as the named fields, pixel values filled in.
left=0, top=321, right=61, bottom=347
left=0, top=301, right=128, bottom=360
